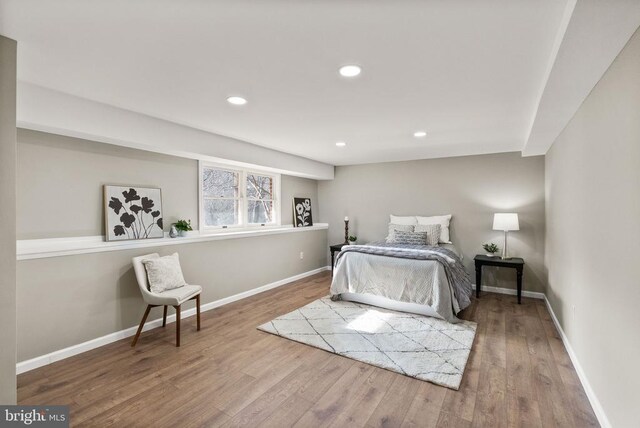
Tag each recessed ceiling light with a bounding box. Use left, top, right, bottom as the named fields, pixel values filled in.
left=226, top=96, right=247, bottom=105
left=339, top=65, right=362, bottom=77
left=413, top=131, right=427, bottom=138
left=336, top=141, right=347, bottom=147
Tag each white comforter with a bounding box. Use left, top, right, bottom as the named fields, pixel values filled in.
left=330, top=244, right=469, bottom=322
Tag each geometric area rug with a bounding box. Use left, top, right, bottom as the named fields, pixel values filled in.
left=257, top=296, right=477, bottom=390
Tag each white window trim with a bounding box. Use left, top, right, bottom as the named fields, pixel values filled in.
left=199, top=160, right=281, bottom=234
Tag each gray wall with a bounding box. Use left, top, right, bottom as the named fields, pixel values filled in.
left=318, top=153, right=546, bottom=292
left=281, top=175, right=318, bottom=225
left=17, top=230, right=326, bottom=360
left=545, top=27, right=640, bottom=428
left=0, top=35, right=17, bottom=404
left=16, top=129, right=319, bottom=239
left=17, top=129, right=199, bottom=239
left=15, top=130, right=326, bottom=360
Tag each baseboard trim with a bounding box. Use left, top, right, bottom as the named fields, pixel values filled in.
left=543, top=296, right=610, bottom=428
left=474, top=284, right=545, bottom=300
left=16, top=269, right=611, bottom=428
left=16, top=266, right=330, bottom=374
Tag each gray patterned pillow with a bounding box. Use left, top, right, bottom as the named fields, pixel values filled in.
left=386, top=223, right=414, bottom=241
left=415, top=224, right=441, bottom=246
left=386, top=230, right=428, bottom=245
left=143, top=253, right=187, bottom=293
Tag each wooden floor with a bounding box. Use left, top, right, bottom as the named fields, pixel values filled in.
left=18, top=271, right=598, bottom=427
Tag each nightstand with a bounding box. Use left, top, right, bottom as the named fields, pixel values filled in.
left=330, top=243, right=348, bottom=276
left=474, top=255, right=525, bottom=304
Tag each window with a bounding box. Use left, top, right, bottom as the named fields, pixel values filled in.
left=200, top=162, right=280, bottom=230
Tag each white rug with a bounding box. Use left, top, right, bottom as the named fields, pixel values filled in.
left=257, top=297, right=477, bottom=390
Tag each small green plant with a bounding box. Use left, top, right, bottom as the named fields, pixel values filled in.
left=483, top=243, right=499, bottom=254
left=348, top=235, right=357, bottom=242
left=175, top=219, right=193, bottom=232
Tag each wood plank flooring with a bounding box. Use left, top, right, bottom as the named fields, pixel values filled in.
left=18, top=271, right=599, bottom=427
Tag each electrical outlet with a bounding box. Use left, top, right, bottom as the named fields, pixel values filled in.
left=299, top=252, right=304, bottom=260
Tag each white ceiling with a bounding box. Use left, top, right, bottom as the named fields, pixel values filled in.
left=1, top=0, right=639, bottom=167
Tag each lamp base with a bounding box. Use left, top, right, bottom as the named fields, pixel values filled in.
left=501, top=231, right=511, bottom=259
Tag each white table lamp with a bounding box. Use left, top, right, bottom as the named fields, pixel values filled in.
left=493, top=213, right=519, bottom=259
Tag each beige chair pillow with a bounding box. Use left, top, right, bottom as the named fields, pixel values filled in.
left=143, top=253, right=187, bottom=293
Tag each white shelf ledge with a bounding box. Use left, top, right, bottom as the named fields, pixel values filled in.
left=17, top=223, right=328, bottom=260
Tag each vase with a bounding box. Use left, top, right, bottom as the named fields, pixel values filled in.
left=179, top=230, right=188, bottom=237
left=169, top=225, right=178, bottom=238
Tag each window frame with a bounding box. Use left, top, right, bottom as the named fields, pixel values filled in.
left=199, top=161, right=281, bottom=233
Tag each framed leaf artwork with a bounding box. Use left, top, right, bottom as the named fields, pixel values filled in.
left=104, top=185, right=164, bottom=241
left=292, top=197, right=313, bottom=227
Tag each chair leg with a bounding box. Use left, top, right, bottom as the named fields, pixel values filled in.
left=131, top=305, right=152, bottom=347
left=196, top=294, right=201, bottom=331
left=162, top=306, right=168, bottom=327
left=174, top=305, right=181, bottom=347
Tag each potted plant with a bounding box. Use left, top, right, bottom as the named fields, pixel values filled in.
left=174, top=219, right=194, bottom=237
left=348, top=235, right=358, bottom=245
left=483, top=243, right=499, bottom=257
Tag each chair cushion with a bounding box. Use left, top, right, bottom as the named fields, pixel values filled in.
left=143, top=253, right=187, bottom=293
left=147, top=284, right=203, bottom=306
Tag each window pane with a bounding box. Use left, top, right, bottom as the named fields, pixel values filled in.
left=203, top=168, right=239, bottom=198
left=246, top=174, right=273, bottom=199
left=247, top=200, right=274, bottom=224
left=204, top=199, right=239, bottom=226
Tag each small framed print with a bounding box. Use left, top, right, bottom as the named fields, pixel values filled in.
left=293, top=197, right=313, bottom=227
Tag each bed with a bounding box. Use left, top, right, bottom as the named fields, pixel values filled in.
left=330, top=241, right=473, bottom=323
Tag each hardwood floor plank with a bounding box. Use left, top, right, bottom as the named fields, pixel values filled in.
left=365, top=373, right=421, bottom=428
left=16, top=273, right=598, bottom=427
left=295, top=362, right=376, bottom=427
left=327, top=367, right=396, bottom=428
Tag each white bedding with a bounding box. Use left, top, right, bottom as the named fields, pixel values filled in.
left=330, top=243, right=470, bottom=322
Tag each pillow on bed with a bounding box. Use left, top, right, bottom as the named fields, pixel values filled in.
left=389, top=215, right=417, bottom=225
left=415, top=224, right=441, bottom=246
left=416, top=214, right=452, bottom=243
left=386, top=223, right=414, bottom=241
left=386, top=230, right=428, bottom=245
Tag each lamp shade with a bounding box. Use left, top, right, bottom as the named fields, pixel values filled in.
left=493, top=213, right=519, bottom=231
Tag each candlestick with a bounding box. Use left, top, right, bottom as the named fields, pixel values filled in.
left=344, top=219, right=349, bottom=244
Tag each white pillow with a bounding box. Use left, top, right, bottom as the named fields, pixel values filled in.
left=414, top=224, right=441, bottom=246
left=416, top=215, right=452, bottom=243
left=389, top=215, right=417, bottom=225
left=143, top=253, right=187, bottom=293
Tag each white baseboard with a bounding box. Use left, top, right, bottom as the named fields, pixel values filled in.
left=474, top=284, right=545, bottom=300
left=16, top=266, right=330, bottom=374
left=543, top=296, right=610, bottom=428
left=16, top=268, right=611, bottom=428
left=478, top=284, right=610, bottom=425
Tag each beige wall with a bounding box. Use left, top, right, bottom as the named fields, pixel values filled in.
left=281, top=175, right=318, bottom=225
left=17, top=129, right=320, bottom=239
left=0, top=36, right=17, bottom=404
left=545, top=27, right=640, bottom=428
left=318, top=153, right=546, bottom=292
left=17, top=230, right=327, bottom=360
left=15, top=130, right=326, bottom=360
left=17, top=129, right=199, bottom=239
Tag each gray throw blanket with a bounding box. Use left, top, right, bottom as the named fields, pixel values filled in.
left=335, top=242, right=473, bottom=313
